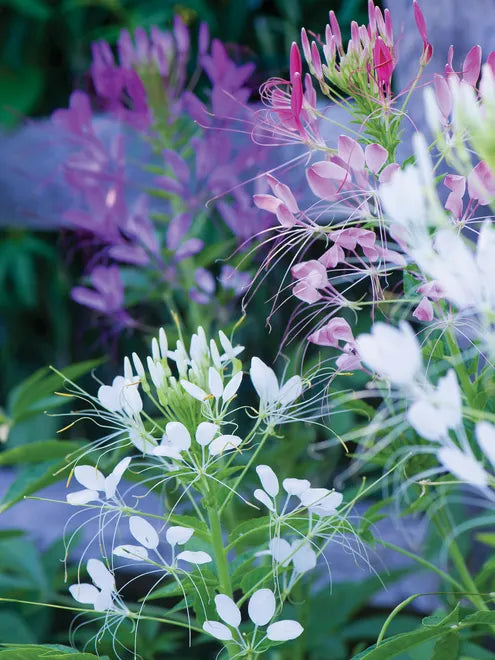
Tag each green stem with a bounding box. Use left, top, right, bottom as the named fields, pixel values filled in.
left=432, top=509, right=488, bottom=613
left=208, top=506, right=233, bottom=597
left=207, top=505, right=238, bottom=659
left=445, top=328, right=476, bottom=406
left=377, top=540, right=464, bottom=592
left=377, top=593, right=421, bottom=645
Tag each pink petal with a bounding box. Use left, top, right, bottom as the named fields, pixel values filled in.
left=338, top=135, right=365, bottom=172
left=462, top=45, right=482, bottom=86
left=293, top=281, right=322, bottom=304
left=413, top=296, right=434, bottom=322
left=433, top=74, right=452, bottom=119
left=365, top=143, right=388, bottom=174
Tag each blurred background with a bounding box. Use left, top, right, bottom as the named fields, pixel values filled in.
left=3, top=1, right=495, bottom=657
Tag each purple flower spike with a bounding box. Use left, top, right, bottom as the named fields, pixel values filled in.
left=71, top=265, right=125, bottom=314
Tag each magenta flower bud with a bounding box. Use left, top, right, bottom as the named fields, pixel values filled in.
left=373, top=37, right=394, bottom=90
left=329, top=10, right=342, bottom=52
left=384, top=9, right=393, bottom=44
left=368, top=0, right=377, bottom=37
left=290, top=42, right=302, bottom=82
left=300, top=28, right=311, bottom=65
left=375, top=7, right=386, bottom=39
left=311, top=42, right=323, bottom=79
left=291, top=71, right=303, bottom=117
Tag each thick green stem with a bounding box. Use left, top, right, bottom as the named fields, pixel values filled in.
left=208, top=506, right=233, bottom=597
left=207, top=505, right=238, bottom=659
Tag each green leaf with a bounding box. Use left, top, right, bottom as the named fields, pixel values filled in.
left=7, top=359, right=103, bottom=423
left=0, top=645, right=108, bottom=658
left=351, top=626, right=450, bottom=659
left=240, top=567, right=271, bottom=594
left=0, top=612, right=37, bottom=644
left=2, top=0, right=51, bottom=20
left=0, top=440, right=83, bottom=466
left=0, top=67, right=43, bottom=127
left=432, top=632, right=459, bottom=660
left=228, top=516, right=270, bottom=548
left=0, top=454, right=82, bottom=513
left=461, top=610, right=495, bottom=626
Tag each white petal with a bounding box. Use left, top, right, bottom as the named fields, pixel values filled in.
left=129, top=516, right=159, bottom=549
left=268, top=538, right=292, bottom=565
left=165, top=422, right=191, bottom=451
left=98, top=377, right=124, bottom=411
left=195, top=422, right=219, bottom=446
left=291, top=541, right=317, bottom=574
left=147, top=357, right=165, bottom=389
left=203, top=621, right=232, bottom=641
left=74, top=465, right=106, bottom=491
left=218, top=330, right=234, bottom=357
left=87, top=559, right=115, bottom=592
left=299, top=488, right=343, bottom=516
left=407, top=400, right=447, bottom=441
left=151, top=337, right=160, bottom=362
left=166, top=526, right=194, bottom=546
left=215, top=594, right=241, bottom=628
left=180, top=380, right=209, bottom=401
left=278, top=376, right=303, bottom=406
left=250, top=357, right=279, bottom=404
left=104, top=457, right=131, bottom=499
left=253, top=489, right=275, bottom=511
left=256, top=465, right=279, bottom=497
left=248, top=588, right=275, bottom=626
left=132, top=352, right=145, bottom=378
left=176, top=550, right=212, bottom=564
left=477, top=421, right=495, bottom=470
left=267, top=620, right=304, bottom=641
left=356, top=322, right=421, bottom=386
left=208, top=434, right=242, bottom=456
left=159, top=328, right=168, bottom=357
left=210, top=340, right=222, bottom=369
left=437, top=447, right=488, bottom=487
left=282, top=478, right=310, bottom=496
left=123, top=356, right=133, bottom=380
left=69, top=583, right=99, bottom=605
left=222, top=372, right=243, bottom=401
left=94, top=589, right=114, bottom=612
left=208, top=367, right=224, bottom=398
left=121, top=378, right=143, bottom=416
left=113, top=545, right=149, bottom=561
left=66, top=489, right=99, bottom=505
left=152, top=445, right=183, bottom=460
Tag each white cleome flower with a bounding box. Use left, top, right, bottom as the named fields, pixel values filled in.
left=69, top=559, right=117, bottom=612
left=113, top=516, right=211, bottom=566
left=203, top=588, right=303, bottom=647
left=406, top=370, right=462, bottom=442
left=66, top=457, right=131, bottom=505
left=250, top=357, right=303, bottom=426
left=356, top=322, right=422, bottom=387
left=437, top=446, right=489, bottom=489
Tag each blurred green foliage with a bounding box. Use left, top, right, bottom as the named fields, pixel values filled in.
left=0, top=0, right=369, bottom=126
